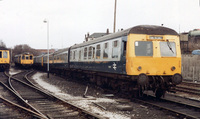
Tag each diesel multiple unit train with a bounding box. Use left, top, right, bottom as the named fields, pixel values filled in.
left=0, top=47, right=10, bottom=71
left=34, top=25, right=182, bottom=98
left=14, top=53, right=34, bottom=68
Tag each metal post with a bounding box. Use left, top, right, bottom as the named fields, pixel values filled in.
left=44, top=19, right=50, bottom=78
left=113, top=0, right=117, bottom=33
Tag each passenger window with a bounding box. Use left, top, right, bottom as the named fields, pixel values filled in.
left=3, top=51, right=7, bottom=58
left=88, top=47, right=92, bottom=59
left=112, top=40, right=118, bottom=58
left=96, top=45, right=101, bottom=59
left=135, top=41, right=153, bottom=56
left=103, top=43, right=108, bottom=59
left=73, top=51, right=76, bottom=60
left=79, top=50, right=81, bottom=60
left=70, top=51, right=72, bottom=60
left=84, top=47, right=87, bottom=60
left=92, top=47, right=95, bottom=59
left=0, top=51, right=2, bottom=58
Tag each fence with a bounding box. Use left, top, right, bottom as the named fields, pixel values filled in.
left=182, top=54, right=200, bottom=81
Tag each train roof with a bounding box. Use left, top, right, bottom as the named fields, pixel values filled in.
left=0, top=47, right=8, bottom=50
left=71, top=25, right=178, bottom=49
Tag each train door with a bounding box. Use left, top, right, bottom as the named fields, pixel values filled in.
left=121, top=36, right=127, bottom=74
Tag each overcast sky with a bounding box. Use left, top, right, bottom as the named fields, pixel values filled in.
left=0, top=0, right=200, bottom=49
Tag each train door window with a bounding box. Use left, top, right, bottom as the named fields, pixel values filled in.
left=0, top=51, right=2, bottom=58
left=123, top=41, right=127, bottom=56
left=84, top=47, right=87, bottom=60
left=160, top=41, right=176, bottom=57
left=135, top=41, right=153, bottom=56
left=88, top=46, right=92, bottom=59
left=112, top=40, right=118, bottom=58
left=3, top=51, right=7, bottom=58
left=96, top=44, right=101, bottom=59
left=30, top=55, right=33, bottom=60
left=26, top=56, right=29, bottom=60
left=103, top=43, right=108, bottom=59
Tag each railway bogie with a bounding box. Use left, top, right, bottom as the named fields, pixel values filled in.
left=34, top=25, right=183, bottom=98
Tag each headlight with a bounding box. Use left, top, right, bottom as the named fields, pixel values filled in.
left=172, top=73, right=182, bottom=85
left=171, top=66, right=176, bottom=71
left=137, top=66, right=142, bottom=71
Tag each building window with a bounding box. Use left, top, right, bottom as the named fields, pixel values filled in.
left=96, top=44, right=101, bottom=59
left=103, top=43, right=108, bottom=59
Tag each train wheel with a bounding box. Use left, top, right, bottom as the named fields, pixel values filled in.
left=155, top=88, right=164, bottom=98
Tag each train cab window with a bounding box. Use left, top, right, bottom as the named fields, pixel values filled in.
left=103, top=43, right=108, bottom=59
left=22, top=55, right=25, bottom=59
left=84, top=47, right=87, bottom=60
left=0, top=51, right=2, bottom=58
left=160, top=41, right=176, bottom=57
left=30, top=56, right=33, bottom=60
left=112, top=40, right=118, bottom=58
left=96, top=45, right=101, bottom=59
left=135, top=41, right=153, bottom=56
left=26, top=56, right=29, bottom=60
left=3, top=51, right=7, bottom=58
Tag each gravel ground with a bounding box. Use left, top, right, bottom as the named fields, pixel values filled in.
left=29, top=71, right=178, bottom=119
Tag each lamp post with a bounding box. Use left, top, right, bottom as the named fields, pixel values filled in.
left=113, top=0, right=117, bottom=33
left=43, top=19, right=50, bottom=78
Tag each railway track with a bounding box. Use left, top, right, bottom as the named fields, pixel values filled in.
left=1, top=70, right=105, bottom=119
left=174, top=81, right=200, bottom=95
left=0, top=72, right=46, bottom=118
left=135, top=92, right=200, bottom=119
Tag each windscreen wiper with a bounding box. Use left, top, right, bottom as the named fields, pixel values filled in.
left=166, top=40, right=174, bottom=53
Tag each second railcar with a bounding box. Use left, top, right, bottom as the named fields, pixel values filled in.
left=14, top=53, right=34, bottom=68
